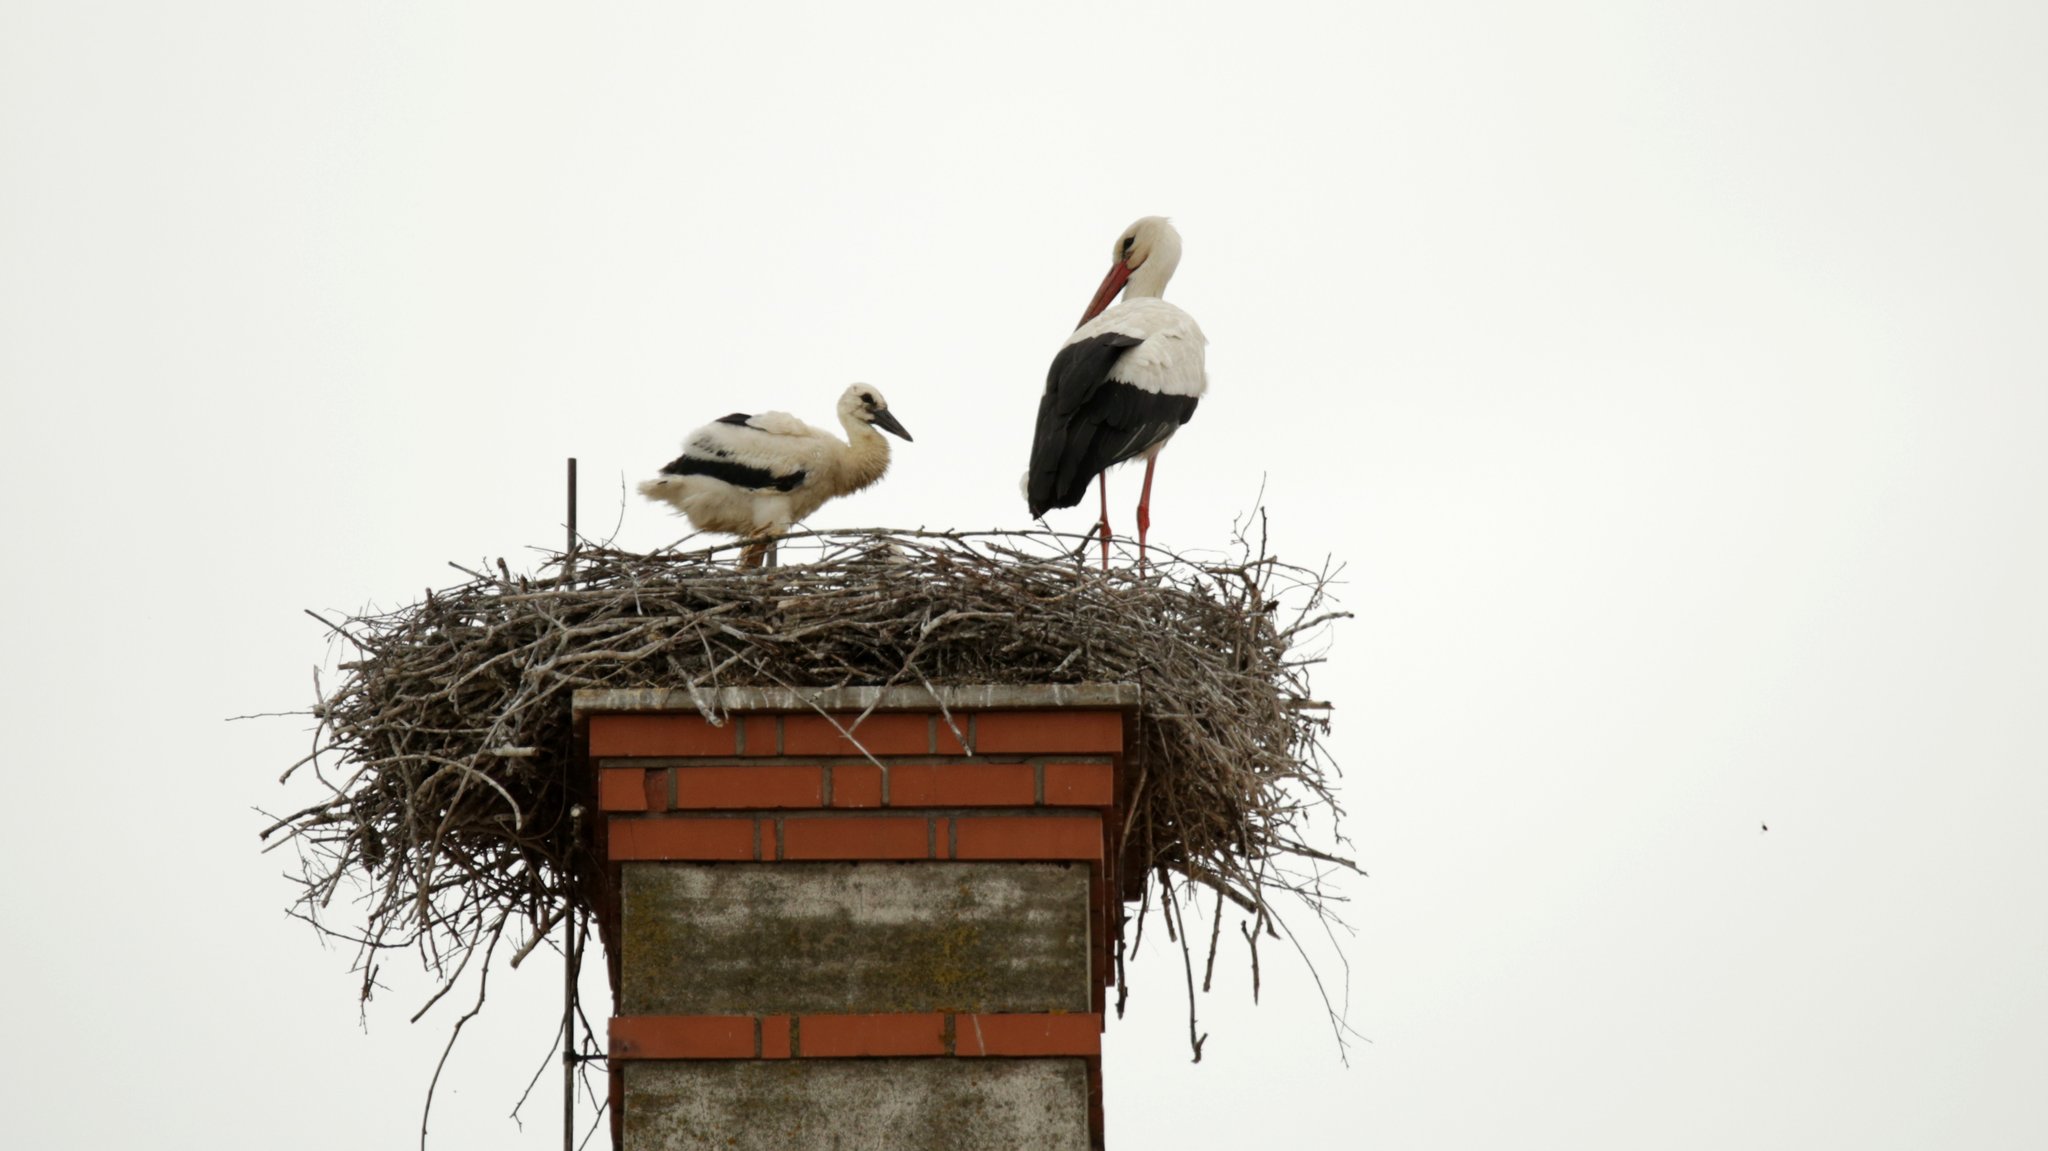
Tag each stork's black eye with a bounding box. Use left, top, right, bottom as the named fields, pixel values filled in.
left=1121, top=236, right=1136, bottom=254
left=861, top=393, right=876, bottom=406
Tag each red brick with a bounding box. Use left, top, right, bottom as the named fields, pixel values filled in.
left=589, top=714, right=735, bottom=758
left=1042, top=762, right=1115, bottom=807
left=830, top=764, right=884, bottom=808
left=672, top=766, right=823, bottom=809
left=934, top=715, right=970, bottom=756
left=609, top=1015, right=755, bottom=1060
left=973, top=711, right=1123, bottom=755
left=888, top=763, right=1035, bottom=807
left=597, top=768, right=651, bottom=812
left=799, top=1013, right=948, bottom=1057
left=761, top=1015, right=793, bottom=1060
left=608, top=817, right=757, bottom=861
left=781, top=816, right=931, bottom=860
left=955, top=1013, right=1102, bottom=1057
left=951, top=815, right=1103, bottom=861
left=738, top=714, right=779, bottom=755
left=782, top=713, right=931, bottom=757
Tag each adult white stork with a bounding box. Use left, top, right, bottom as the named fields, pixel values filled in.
left=1026, top=216, right=1207, bottom=570
left=640, top=384, right=912, bottom=567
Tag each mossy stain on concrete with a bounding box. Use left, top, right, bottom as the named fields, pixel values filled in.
left=621, top=863, right=1088, bottom=1016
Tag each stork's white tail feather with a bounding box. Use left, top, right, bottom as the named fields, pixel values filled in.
left=638, top=476, right=686, bottom=507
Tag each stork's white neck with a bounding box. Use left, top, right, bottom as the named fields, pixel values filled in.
left=1125, top=231, right=1182, bottom=300
left=834, top=412, right=893, bottom=494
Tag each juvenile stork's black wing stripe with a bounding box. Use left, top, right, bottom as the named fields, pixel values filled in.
left=659, top=453, right=806, bottom=493
left=714, top=413, right=753, bottom=427
left=1028, top=332, right=1146, bottom=517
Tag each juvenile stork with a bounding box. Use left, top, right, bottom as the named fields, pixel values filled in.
left=1026, top=216, right=1208, bottom=570
left=640, top=384, right=912, bottom=567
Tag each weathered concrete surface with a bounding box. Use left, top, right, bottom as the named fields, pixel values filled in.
left=575, top=682, right=1140, bottom=719
left=623, top=862, right=1091, bottom=1015
left=624, top=1059, right=1091, bottom=1151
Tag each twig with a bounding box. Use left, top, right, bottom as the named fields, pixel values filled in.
left=420, top=916, right=508, bottom=1150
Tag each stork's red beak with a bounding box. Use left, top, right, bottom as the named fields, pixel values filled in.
left=1077, top=261, right=1132, bottom=329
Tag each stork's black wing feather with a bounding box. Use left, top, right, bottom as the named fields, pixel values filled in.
left=1026, top=333, right=1198, bottom=517
left=1046, top=333, right=1142, bottom=419
left=1028, top=334, right=1140, bottom=515
left=714, top=412, right=754, bottom=426
left=658, top=452, right=806, bottom=493
left=1048, top=387, right=1197, bottom=507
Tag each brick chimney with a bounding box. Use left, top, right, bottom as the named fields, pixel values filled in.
left=577, top=684, right=1137, bottom=1150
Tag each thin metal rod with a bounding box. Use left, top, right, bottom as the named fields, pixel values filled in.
left=563, top=807, right=580, bottom=1151
left=562, top=910, right=575, bottom=1151
left=566, top=458, right=580, bottom=577
left=564, top=457, right=583, bottom=1151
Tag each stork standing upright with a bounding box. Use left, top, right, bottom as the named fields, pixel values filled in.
left=640, top=383, right=912, bottom=567
left=1026, top=216, right=1208, bottom=571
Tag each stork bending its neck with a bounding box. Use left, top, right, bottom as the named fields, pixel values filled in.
left=1026, top=216, right=1208, bottom=572
left=1079, top=217, right=1182, bottom=327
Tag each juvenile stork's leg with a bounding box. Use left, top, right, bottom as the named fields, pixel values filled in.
left=1135, top=454, right=1158, bottom=576
left=739, top=537, right=770, bottom=569
left=1096, top=471, right=1113, bottom=572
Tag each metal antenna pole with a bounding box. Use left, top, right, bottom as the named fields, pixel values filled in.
left=563, top=883, right=577, bottom=1151
left=566, top=458, right=580, bottom=578
left=564, top=457, right=581, bottom=1151
left=563, top=887, right=575, bottom=1151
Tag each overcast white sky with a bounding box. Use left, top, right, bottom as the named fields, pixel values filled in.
left=5, top=2, right=2046, bottom=1147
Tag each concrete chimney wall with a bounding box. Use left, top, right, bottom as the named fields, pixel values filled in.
left=576, top=685, right=1137, bottom=1151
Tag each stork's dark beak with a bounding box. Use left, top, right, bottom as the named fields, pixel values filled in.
left=1078, top=261, right=1132, bottom=329
left=871, top=408, right=912, bottom=441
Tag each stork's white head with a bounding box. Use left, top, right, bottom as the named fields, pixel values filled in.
left=838, top=384, right=913, bottom=441
left=1078, top=216, right=1184, bottom=328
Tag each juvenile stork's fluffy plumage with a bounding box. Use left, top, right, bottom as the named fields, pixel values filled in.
left=640, top=384, right=912, bottom=566
left=1027, top=216, right=1208, bottom=569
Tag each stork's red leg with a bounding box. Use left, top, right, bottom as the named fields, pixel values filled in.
left=1136, top=455, right=1157, bottom=576
left=1096, top=471, right=1112, bottom=571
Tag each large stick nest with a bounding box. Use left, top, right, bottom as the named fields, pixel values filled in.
left=263, top=526, right=1354, bottom=1039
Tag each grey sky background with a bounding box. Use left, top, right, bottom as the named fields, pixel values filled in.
left=4, top=2, right=2045, bottom=1147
